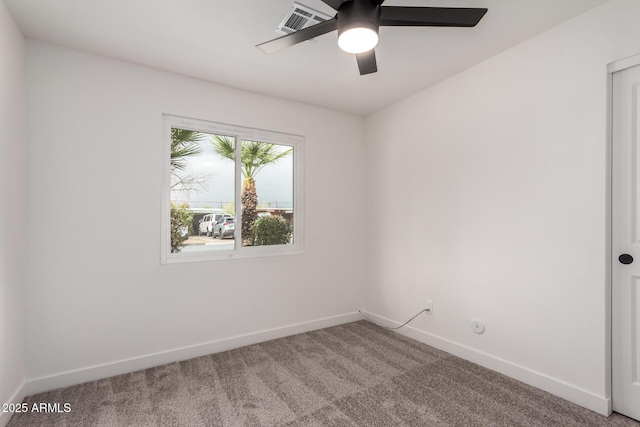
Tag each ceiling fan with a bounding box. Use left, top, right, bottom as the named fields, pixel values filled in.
left=256, top=0, right=488, bottom=75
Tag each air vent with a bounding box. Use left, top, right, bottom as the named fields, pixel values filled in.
left=276, top=2, right=333, bottom=35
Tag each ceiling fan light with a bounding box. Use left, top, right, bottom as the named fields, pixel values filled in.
left=338, top=27, right=378, bottom=54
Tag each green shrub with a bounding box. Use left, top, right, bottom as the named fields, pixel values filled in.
left=170, top=201, right=193, bottom=253
left=251, top=215, right=292, bottom=246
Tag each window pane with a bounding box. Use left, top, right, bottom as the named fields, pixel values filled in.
left=240, top=140, right=294, bottom=247
left=163, top=115, right=303, bottom=263
left=170, top=129, right=235, bottom=253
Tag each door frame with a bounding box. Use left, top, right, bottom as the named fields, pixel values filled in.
left=607, top=52, right=640, bottom=415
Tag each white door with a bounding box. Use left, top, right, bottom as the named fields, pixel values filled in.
left=612, top=63, right=640, bottom=421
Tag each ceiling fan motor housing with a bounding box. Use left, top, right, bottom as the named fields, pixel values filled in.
left=337, top=0, right=381, bottom=38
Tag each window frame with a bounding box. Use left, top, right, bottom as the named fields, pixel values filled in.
left=161, top=114, right=304, bottom=264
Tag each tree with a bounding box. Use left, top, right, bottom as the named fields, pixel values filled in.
left=211, top=136, right=292, bottom=245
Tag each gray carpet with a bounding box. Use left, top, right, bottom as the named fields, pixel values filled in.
left=8, top=321, right=640, bottom=426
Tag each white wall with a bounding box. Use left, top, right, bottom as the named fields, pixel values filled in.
left=0, top=0, right=25, bottom=421
left=23, top=42, right=366, bottom=385
left=365, top=0, right=640, bottom=414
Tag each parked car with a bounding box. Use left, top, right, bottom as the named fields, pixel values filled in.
left=198, top=213, right=231, bottom=237
left=213, top=217, right=235, bottom=239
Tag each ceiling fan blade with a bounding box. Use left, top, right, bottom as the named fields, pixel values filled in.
left=256, top=18, right=338, bottom=54
left=320, top=0, right=350, bottom=10
left=380, top=7, right=487, bottom=27
left=356, top=50, right=377, bottom=75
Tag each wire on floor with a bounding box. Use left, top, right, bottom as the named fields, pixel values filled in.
left=358, top=309, right=427, bottom=330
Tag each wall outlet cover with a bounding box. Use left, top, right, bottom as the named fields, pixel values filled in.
left=424, top=299, right=433, bottom=314
left=471, top=320, right=485, bottom=334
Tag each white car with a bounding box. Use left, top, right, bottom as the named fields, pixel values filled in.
left=198, top=213, right=231, bottom=237
left=213, top=217, right=235, bottom=239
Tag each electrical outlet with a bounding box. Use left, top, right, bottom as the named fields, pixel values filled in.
left=424, top=299, right=433, bottom=315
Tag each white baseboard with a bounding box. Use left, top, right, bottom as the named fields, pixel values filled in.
left=0, top=382, right=28, bottom=427
left=24, top=312, right=362, bottom=397
left=360, top=310, right=611, bottom=417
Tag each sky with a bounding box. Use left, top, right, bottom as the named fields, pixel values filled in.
left=171, top=137, right=293, bottom=210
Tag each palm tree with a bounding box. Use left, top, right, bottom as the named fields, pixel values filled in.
left=211, top=135, right=292, bottom=245
left=170, top=129, right=204, bottom=190
left=169, top=129, right=206, bottom=252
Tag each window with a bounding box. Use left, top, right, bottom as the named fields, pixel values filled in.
left=161, top=115, right=303, bottom=263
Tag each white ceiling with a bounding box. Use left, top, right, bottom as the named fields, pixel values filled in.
left=4, top=0, right=611, bottom=116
